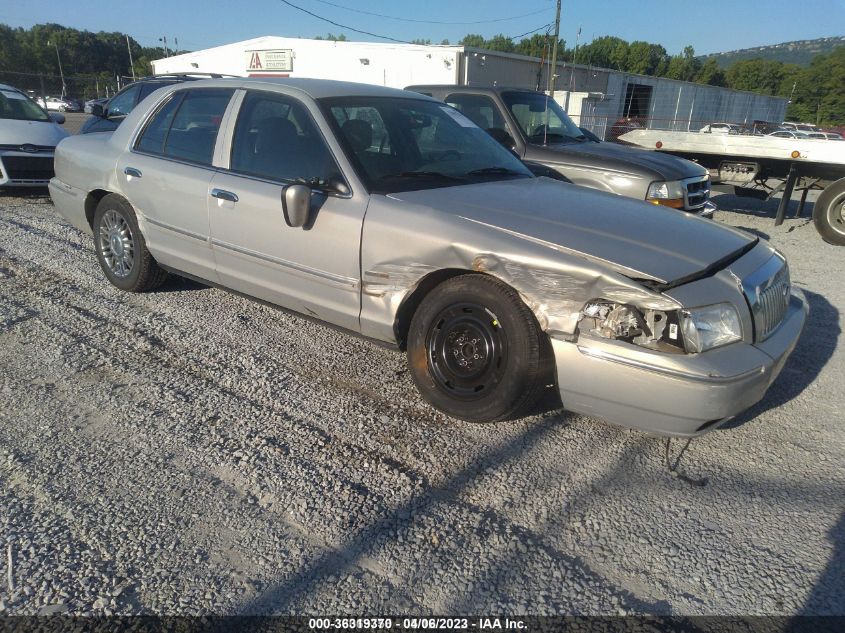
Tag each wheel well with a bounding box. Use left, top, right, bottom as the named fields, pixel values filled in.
left=84, top=189, right=111, bottom=228
left=393, top=268, right=473, bottom=350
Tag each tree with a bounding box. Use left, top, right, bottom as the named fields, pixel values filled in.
left=696, top=57, right=726, bottom=86
left=725, top=58, right=785, bottom=95
left=514, top=33, right=550, bottom=59
left=665, top=46, right=701, bottom=82
left=484, top=34, right=516, bottom=53
left=573, top=36, right=627, bottom=69
left=625, top=41, right=668, bottom=76
left=459, top=34, right=486, bottom=48
left=313, top=33, right=347, bottom=41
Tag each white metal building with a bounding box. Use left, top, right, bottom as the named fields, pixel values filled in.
left=153, top=36, right=787, bottom=138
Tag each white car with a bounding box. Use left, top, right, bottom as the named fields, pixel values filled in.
left=0, top=84, right=69, bottom=188
left=767, top=130, right=811, bottom=139
left=699, top=122, right=741, bottom=135
left=780, top=122, right=820, bottom=134
left=36, top=96, right=74, bottom=112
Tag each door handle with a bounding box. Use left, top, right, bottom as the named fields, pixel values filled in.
left=210, top=188, right=239, bottom=203
left=123, top=167, right=142, bottom=178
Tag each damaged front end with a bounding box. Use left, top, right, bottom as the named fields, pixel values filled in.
left=577, top=299, right=744, bottom=355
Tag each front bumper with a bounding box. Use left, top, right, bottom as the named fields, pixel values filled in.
left=552, top=289, right=807, bottom=437
left=0, top=151, right=55, bottom=187
left=695, top=200, right=716, bottom=219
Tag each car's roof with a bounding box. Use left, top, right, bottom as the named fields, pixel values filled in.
left=181, top=77, right=433, bottom=100
left=407, top=84, right=536, bottom=96
left=0, top=83, right=23, bottom=93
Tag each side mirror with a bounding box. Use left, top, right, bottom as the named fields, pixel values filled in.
left=486, top=127, right=517, bottom=150
left=326, top=177, right=350, bottom=196
left=91, top=104, right=105, bottom=118
left=49, top=113, right=65, bottom=125
left=282, top=184, right=311, bottom=228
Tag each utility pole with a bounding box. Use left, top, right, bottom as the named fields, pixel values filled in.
left=48, top=40, right=67, bottom=98
left=126, top=35, right=136, bottom=81
left=547, top=0, right=562, bottom=96
left=159, top=36, right=169, bottom=57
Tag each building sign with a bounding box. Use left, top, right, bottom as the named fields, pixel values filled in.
left=245, top=49, right=293, bottom=73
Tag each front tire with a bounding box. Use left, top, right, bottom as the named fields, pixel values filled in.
left=93, top=194, right=168, bottom=292
left=813, top=178, right=845, bottom=246
left=407, top=274, right=550, bottom=422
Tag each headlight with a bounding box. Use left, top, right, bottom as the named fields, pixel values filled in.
left=646, top=180, right=685, bottom=208
left=580, top=300, right=685, bottom=353
left=681, top=303, right=742, bottom=353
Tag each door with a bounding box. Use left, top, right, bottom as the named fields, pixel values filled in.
left=118, top=87, right=235, bottom=280
left=208, top=89, right=365, bottom=332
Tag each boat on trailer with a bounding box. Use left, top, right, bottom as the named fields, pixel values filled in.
left=619, top=129, right=845, bottom=245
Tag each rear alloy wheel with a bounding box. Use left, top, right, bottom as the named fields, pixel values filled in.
left=407, top=274, right=550, bottom=422
left=93, top=194, right=168, bottom=292
left=813, top=178, right=845, bottom=246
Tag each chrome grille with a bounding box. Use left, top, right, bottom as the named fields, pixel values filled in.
left=683, top=175, right=710, bottom=210
left=743, top=259, right=791, bottom=342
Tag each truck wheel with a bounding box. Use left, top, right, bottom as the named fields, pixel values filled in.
left=407, top=274, right=550, bottom=422
left=813, top=178, right=845, bottom=246
left=93, top=194, right=168, bottom=292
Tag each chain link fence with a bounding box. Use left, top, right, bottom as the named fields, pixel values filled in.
left=0, top=70, right=135, bottom=108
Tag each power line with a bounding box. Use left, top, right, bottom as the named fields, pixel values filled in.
left=279, top=0, right=553, bottom=46
left=278, top=0, right=411, bottom=43
left=507, top=23, right=554, bottom=40
left=306, top=0, right=553, bottom=25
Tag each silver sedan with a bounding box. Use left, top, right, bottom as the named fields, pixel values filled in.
left=48, top=78, right=807, bottom=436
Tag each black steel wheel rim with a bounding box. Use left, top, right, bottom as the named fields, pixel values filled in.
left=426, top=302, right=507, bottom=400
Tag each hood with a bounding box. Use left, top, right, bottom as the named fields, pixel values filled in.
left=525, top=139, right=705, bottom=181
left=0, top=118, right=69, bottom=147
left=390, top=178, right=754, bottom=285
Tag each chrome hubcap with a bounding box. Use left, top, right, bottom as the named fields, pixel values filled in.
left=829, top=193, right=845, bottom=236
left=99, top=210, right=134, bottom=278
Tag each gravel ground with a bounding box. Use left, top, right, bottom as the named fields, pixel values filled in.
left=0, top=189, right=842, bottom=616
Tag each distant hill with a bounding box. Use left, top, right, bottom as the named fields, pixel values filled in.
left=702, top=36, right=845, bottom=68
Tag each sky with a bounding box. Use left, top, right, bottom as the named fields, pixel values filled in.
left=2, top=0, right=844, bottom=57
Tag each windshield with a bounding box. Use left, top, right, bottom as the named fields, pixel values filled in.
left=321, top=96, right=532, bottom=193
left=501, top=91, right=585, bottom=144
left=0, top=88, right=50, bottom=122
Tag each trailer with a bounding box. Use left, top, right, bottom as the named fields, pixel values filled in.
left=618, top=129, right=845, bottom=245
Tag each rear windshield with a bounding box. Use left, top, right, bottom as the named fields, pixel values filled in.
left=0, top=89, right=49, bottom=122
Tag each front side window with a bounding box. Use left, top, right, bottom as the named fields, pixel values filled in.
left=230, top=91, right=342, bottom=187
left=445, top=94, right=506, bottom=132
left=135, top=88, right=233, bottom=165
left=501, top=91, right=586, bottom=144
left=0, top=89, right=49, bottom=122
left=322, top=96, right=532, bottom=194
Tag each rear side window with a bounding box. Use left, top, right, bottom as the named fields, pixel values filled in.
left=107, top=84, right=141, bottom=118
left=138, top=80, right=177, bottom=103
left=136, top=93, right=184, bottom=155
left=135, top=88, right=234, bottom=166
